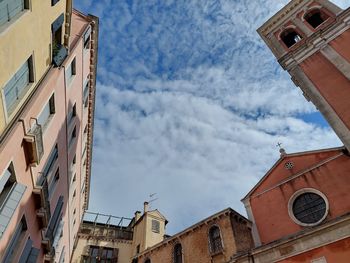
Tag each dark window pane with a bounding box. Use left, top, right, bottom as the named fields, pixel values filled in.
left=292, top=193, right=326, bottom=224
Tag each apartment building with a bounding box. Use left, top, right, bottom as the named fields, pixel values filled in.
left=0, top=1, right=98, bottom=262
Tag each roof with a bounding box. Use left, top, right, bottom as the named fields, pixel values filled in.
left=138, top=207, right=251, bottom=257
left=242, top=146, right=346, bottom=202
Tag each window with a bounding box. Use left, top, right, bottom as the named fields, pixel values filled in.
left=136, top=244, right=140, bottom=254
left=83, top=80, right=89, bottom=108
left=4, top=56, right=34, bottom=115
left=0, top=0, right=29, bottom=27
left=83, top=27, right=91, bottom=50
left=72, top=154, right=76, bottom=165
left=51, top=13, right=67, bottom=66
left=48, top=167, right=59, bottom=198
left=83, top=246, right=118, bottom=263
left=0, top=164, right=26, bottom=238
left=69, top=126, right=77, bottom=147
left=19, top=239, right=40, bottom=263
left=68, top=103, right=76, bottom=124
left=280, top=29, right=302, bottom=48
left=132, top=259, right=138, bottom=263
left=304, top=9, right=329, bottom=29
left=144, top=259, right=151, bottom=263
left=66, top=58, right=76, bottom=84
left=209, top=226, right=223, bottom=254
left=46, top=196, right=63, bottom=244
left=3, top=216, right=27, bottom=262
left=40, top=144, right=58, bottom=184
left=37, top=94, right=55, bottom=129
left=292, top=192, right=327, bottom=225
left=173, top=243, right=183, bottom=263
left=151, top=220, right=160, bottom=233
left=51, top=0, right=60, bottom=6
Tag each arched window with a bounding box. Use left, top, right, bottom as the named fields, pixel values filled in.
left=144, top=259, right=151, bottom=263
left=304, top=9, right=329, bottom=29
left=280, top=28, right=303, bottom=48
left=173, top=243, right=183, bottom=263
left=208, top=226, right=223, bottom=254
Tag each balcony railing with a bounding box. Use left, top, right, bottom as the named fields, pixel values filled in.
left=52, top=43, right=68, bottom=67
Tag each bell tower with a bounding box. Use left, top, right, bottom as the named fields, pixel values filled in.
left=258, top=0, right=350, bottom=150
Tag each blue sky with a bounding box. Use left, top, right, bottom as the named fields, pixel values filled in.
left=75, top=0, right=347, bottom=234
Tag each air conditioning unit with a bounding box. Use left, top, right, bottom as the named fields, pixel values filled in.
left=24, top=124, right=44, bottom=165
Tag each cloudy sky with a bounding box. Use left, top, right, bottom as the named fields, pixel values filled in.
left=75, top=0, right=347, bottom=234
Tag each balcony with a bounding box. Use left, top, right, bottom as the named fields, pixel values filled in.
left=24, top=123, right=44, bottom=165
left=52, top=43, right=68, bottom=67
left=33, top=176, right=51, bottom=229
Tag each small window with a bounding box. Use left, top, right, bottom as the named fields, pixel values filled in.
left=4, top=56, right=34, bottom=115
left=72, top=154, right=76, bottom=165
left=209, top=226, right=223, bottom=254
left=144, top=259, right=151, bottom=263
left=151, top=220, right=160, bottom=233
left=72, top=173, right=76, bottom=183
left=292, top=192, right=327, bottom=225
left=69, top=126, right=77, bottom=146
left=83, top=81, right=89, bottom=108
left=68, top=103, right=76, bottom=124
left=305, top=9, right=329, bottom=29
left=37, top=94, right=55, bottom=129
left=51, top=0, right=60, bottom=6
left=66, top=58, right=76, bottom=83
left=83, top=27, right=92, bottom=50
left=73, top=208, right=76, bottom=215
left=84, top=124, right=88, bottom=134
left=136, top=244, right=140, bottom=254
left=173, top=243, right=183, bottom=263
left=281, top=29, right=302, bottom=48
left=48, top=167, right=60, bottom=198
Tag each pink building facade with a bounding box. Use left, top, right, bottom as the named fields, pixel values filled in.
left=0, top=10, right=98, bottom=263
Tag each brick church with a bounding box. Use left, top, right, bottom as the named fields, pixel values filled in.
left=72, top=0, right=350, bottom=262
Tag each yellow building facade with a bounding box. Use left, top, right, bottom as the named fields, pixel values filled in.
left=0, top=0, right=72, bottom=135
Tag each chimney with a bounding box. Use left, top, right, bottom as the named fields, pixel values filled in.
left=134, top=211, right=141, bottom=221
left=144, top=201, right=149, bottom=213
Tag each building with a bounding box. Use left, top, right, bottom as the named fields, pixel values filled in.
left=0, top=2, right=98, bottom=262
left=228, top=0, right=350, bottom=262
left=257, top=0, right=350, bottom=150
left=71, top=203, right=254, bottom=263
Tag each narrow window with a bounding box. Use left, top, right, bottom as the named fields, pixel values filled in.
left=69, top=126, right=77, bottom=146
left=83, top=80, right=89, bottom=108
left=48, top=167, right=60, bottom=198
left=144, top=259, right=151, bottom=263
left=37, top=93, right=55, bottom=129
left=173, top=243, right=183, bottom=263
left=66, top=58, right=76, bottom=84
left=68, top=103, right=76, bottom=124
left=280, top=29, right=302, bottom=48
left=4, top=56, right=34, bottom=115
left=3, top=216, right=28, bottom=262
left=41, top=144, right=58, bottom=181
left=305, top=9, right=329, bottom=29
left=209, top=226, right=223, bottom=254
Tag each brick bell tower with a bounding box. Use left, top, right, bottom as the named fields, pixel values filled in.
left=258, top=0, right=350, bottom=150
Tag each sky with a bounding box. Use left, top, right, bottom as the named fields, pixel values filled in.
left=74, top=0, right=348, bottom=234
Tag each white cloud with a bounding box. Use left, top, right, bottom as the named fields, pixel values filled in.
left=74, top=0, right=347, bottom=233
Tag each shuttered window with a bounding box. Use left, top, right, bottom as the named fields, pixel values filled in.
left=3, top=56, right=33, bottom=115
left=37, top=94, right=55, bottom=129
left=0, top=164, right=26, bottom=238
left=0, top=0, right=27, bottom=27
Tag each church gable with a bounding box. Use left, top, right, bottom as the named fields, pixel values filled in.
left=246, top=147, right=344, bottom=199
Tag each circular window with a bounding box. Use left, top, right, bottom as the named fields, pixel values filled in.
left=284, top=161, right=294, bottom=170
left=289, top=189, right=328, bottom=226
